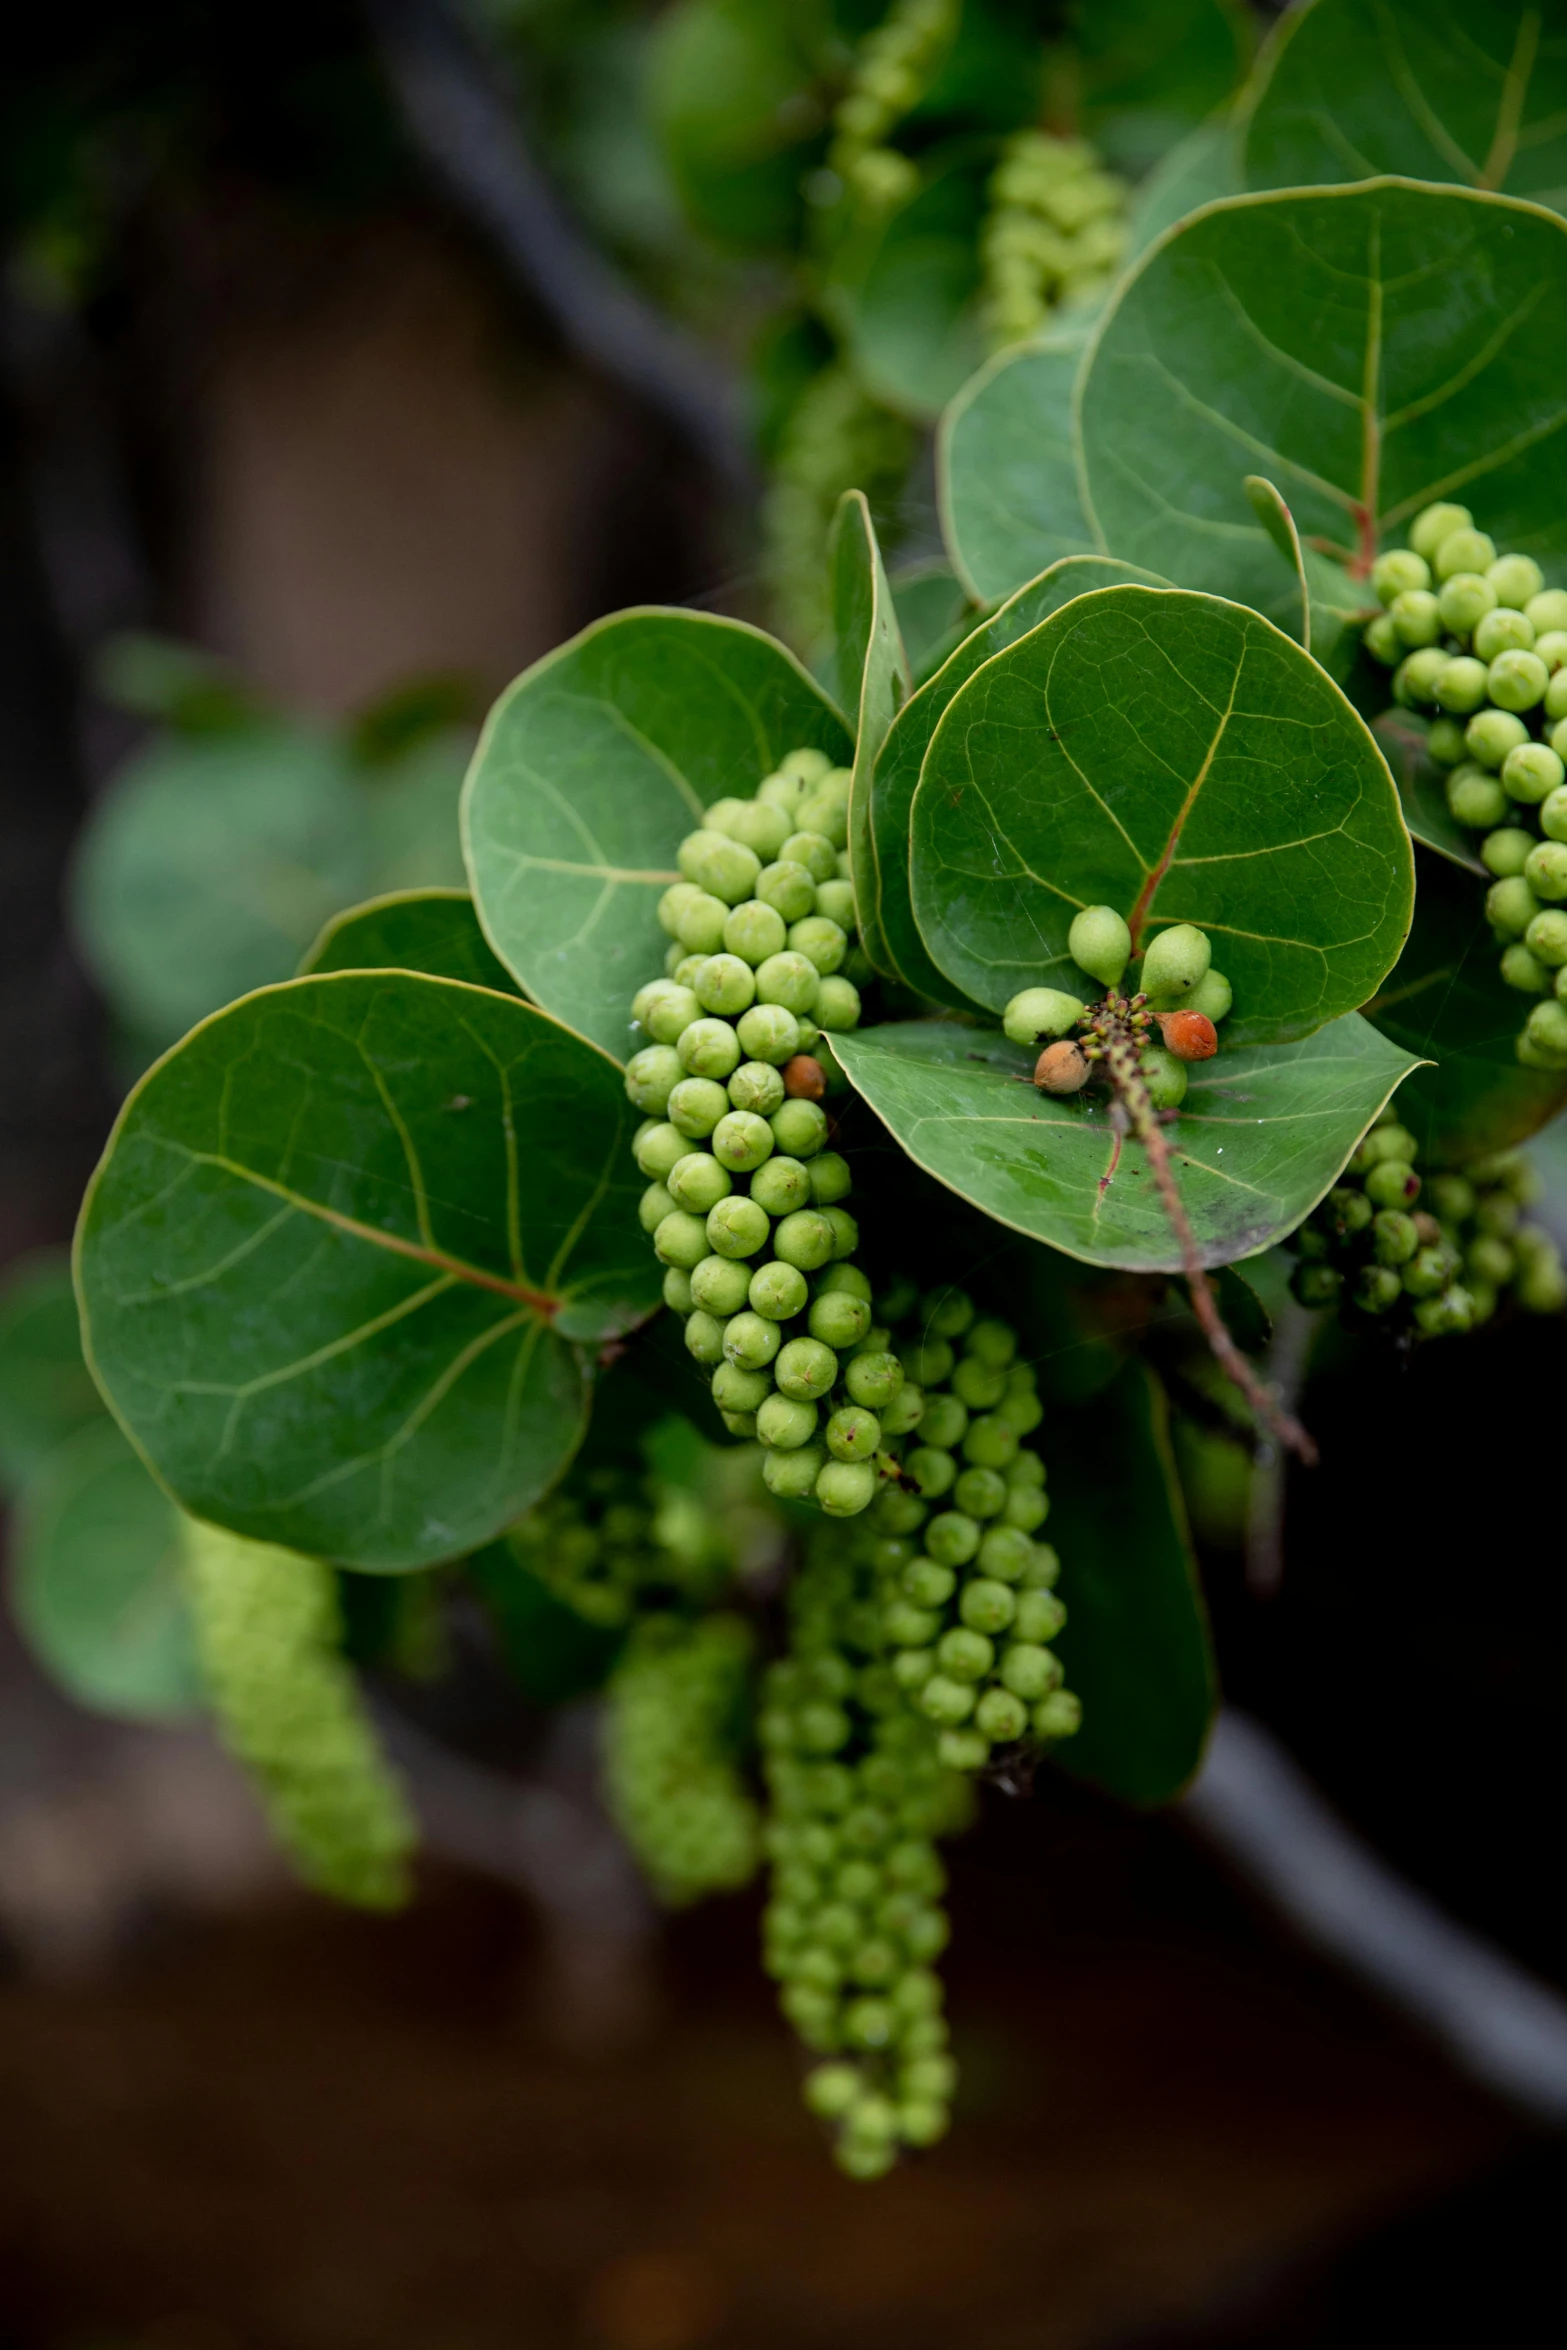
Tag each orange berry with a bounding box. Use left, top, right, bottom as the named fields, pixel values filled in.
left=1034, top=1040, right=1090, bottom=1094
left=1155, top=1010, right=1218, bottom=1062
left=782, top=1054, right=826, bottom=1099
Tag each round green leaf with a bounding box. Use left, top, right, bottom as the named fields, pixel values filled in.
left=830, top=491, right=909, bottom=982
left=76, top=972, right=660, bottom=1572
left=0, top=1251, right=106, bottom=1498
left=301, top=889, right=525, bottom=993
left=1077, top=182, right=1567, bottom=628
left=873, top=557, right=1168, bottom=1006
left=824, top=153, right=987, bottom=424
left=1240, top=0, right=1567, bottom=214
left=938, top=329, right=1100, bottom=606
left=1122, top=109, right=1240, bottom=262
left=10, top=1419, right=201, bottom=1721
left=462, top=610, right=851, bottom=1061
left=1048, top=1360, right=1216, bottom=1805
left=911, top=586, right=1414, bottom=1044
left=833, top=1012, right=1423, bottom=1273
left=889, top=563, right=973, bottom=687
left=1367, top=845, right=1567, bottom=1161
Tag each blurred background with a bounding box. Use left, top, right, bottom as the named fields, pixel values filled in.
left=1, top=4, right=1564, bottom=2344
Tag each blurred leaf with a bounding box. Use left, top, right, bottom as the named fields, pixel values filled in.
left=300, top=888, right=525, bottom=992
left=358, top=727, right=471, bottom=895
left=825, top=150, right=988, bottom=422
left=94, top=632, right=260, bottom=734
left=349, top=675, right=483, bottom=767
left=1122, top=110, right=1239, bottom=260
left=938, top=328, right=1099, bottom=606
left=648, top=0, right=827, bottom=251
left=1049, top=1359, right=1217, bottom=1805
left=10, top=1419, right=201, bottom=1722
left=465, top=1540, right=625, bottom=1705
left=1074, top=0, right=1252, bottom=175
left=77, top=973, right=660, bottom=1572
left=0, top=1250, right=105, bottom=1498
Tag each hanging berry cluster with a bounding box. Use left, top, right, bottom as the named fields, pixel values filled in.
left=980, top=131, right=1129, bottom=350
left=601, top=1610, right=762, bottom=1908
left=826, top=0, right=958, bottom=216
left=506, top=1460, right=729, bottom=1629
left=1362, top=500, right=1567, bottom=1069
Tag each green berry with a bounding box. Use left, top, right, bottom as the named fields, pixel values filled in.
left=918, top=1674, right=976, bottom=1726
left=1535, top=630, right=1567, bottom=673
left=815, top=976, right=861, bottom=1029
left=706, top=1195, right=771, bottom=1258
left=771, top=1099, right=829, bottom=1158
left=953, top=1466, right=1007, bottom=1518
left=885, top=1599, right=941, bottom=1647
left=826, top=1406, right=882, bottom=1461
left=804, top=2061, right=863, bottom=2119
left=905, top=1446, right=956, bottom=1499
left=653, top=1210, right=709, bottom=1268
left=667, top=1152, right=733, bottom=1213
left=691, top=1254, right=752, bottom=1315
left=1426, top=717, right=1467, bottom=766
left=728, top=1060, right=786, bottom=1117
left=1529, top=908, right=1567, bottom=966
left=639, top=984, right=701, bottom=1045
left=1489, top=649, right=1548, bottom=711
left=1184, top=969, right=1232, bottom=1023
left=976, top=1524, right=1035, bottom=1581
left=747, top=1156, right=808, bottom=1216
left=1549, top=675, right=1567, bottom=726
left=639, top=1182, right=675, bottom=1233
left=1141, top=923, right=1212, bottom=1002
left=1364, top=1158, right=1419, bottom=1208
left=1372, top=548, right=1430, bottom=602
left=776, top=1336, right=839, bottom=1400
left=693, top=953, right=756, bottom=1017
left=788, top=916, right=848, bottom=975
left=918, top=1394, right=967, bottom=1449
left=816, top=878, right=857, bottom=930
left=725, top=800, right=795, bottom=861
left=963, top=1413, right=1018, bottom=1470
left=1291, top=1261, right=1343, bottom=1307
left=1013, top=1589, right=1065, bottom=1642
left=736, top=1002, right=802, bottom=1065
left=724, top=1311, right=782, bottom=1370
left=750, top=1260, right=809, bottom=1321
left=1502, top=743, right=1565, bottom=803
left=1002, top=987, right=1085, bottom=1046
left=1435, top=572, right=1496, bottom=637
left=952, top=1356, right=1006, bottom=1411
left=755, top=951, right=820, bottom=1015
left=1394, top=648, right=1447, bottom=704
left=1142, top=1047, right=1189, bottom=1110
left=1002, top=1485, right=1050, bottom=1532
left=1353, top=1264, right=1404, bottom=1314
left=901, top=1559, right=956, bottom=1609
left=1432, top=655, right=1489, bottom=713
left=757, top=1393, right=819, bottom=1450
left=1371, top=1209, right=1419, bottom=1266
left=818, top=1263, right=873, bottom=1303
left=1033, top=1691, right=1082, bottom=1740
left=773, top=1209, right=836, bottom=1270
left=1482, top=827, right=1535, bottom=877
left=675, top=892, right=731, bottom=954
left=1487, top=876, right=1540, bottom=936
left=817, top=1460, right=877, bottom=1517
left=1466, top=708, right=1530, bottom=768
left=625, top=1044, right=683, bottom=1112
left=1409, top=502, right=1472, bottom=559
left=795, top=796, right=848, bottom=855
left=1524, top=997, right=1567, bottom=1064
left=667, top=1077, right=729, bottom=1136
left=1474, top=606, right=1535, bottom=660
left=713, top=1361, right=771, bottom=1414
left=845, top=1350, right=904, bottom=1407
left=1526, top=841, right=1567, bottom=900
left=1528, top=588, right=1567, bottom=633
left=974, top=1688, right=1028, bottom=1743
left=1546, top=789, right=1567, bottom=844
left=779, top=830, right=836, bottom=884
left=722, top=900, right=789, bottom=966
left=1389, top=587, right=1442, bottom=646
left=1489, top=553, right=1545, bottom=608
left=1000, top=1642, right=1061, bottom=1700
left=809, top=1291, right=873, bottom=1348
left=1402, top=1244, right=1454, bottom=1298
left=1068, top=904, right=1131, bottom=988
left=959, top=1579, right=1016, bottom=1635
left=632, top=1120, right=686, bottom=1179
left=657, top=882, right=706, bottom=939
left=676, top=1018, right=741, bottom=1081
left=711, top=1109, right=775, bottom=1172
left=662, top=1267, right=693, bottom=1312
left=678, top=829, right=761, bottom=904
left=755, top=861, right=816, bottom=924
left=1447, top=765, right=1509, bottom=827
left=762, top=1442, right=827, bottom=1499
left=926, top=1512, right=981, bottom=1568
left=684, top=1309, right=726, bottom=1363
left=1434, top=527, right=1496, bottom=579
left=1363, top=612, right=1401, bottom=664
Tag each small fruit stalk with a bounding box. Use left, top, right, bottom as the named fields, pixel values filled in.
left=1287, top=1106, right=1565, bottom=1333
left=1361, top=501, right=1567, bottom=1071
left=1003, top=910, right=1315, bottom=1461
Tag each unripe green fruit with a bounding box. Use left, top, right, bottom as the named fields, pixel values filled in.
left=776, top=1336, right=839, bottom=1400
left=1409, top=502, right=1472, bottom=559
left=1068, top=904, right=1132, bottom=987
left=663, top=1267, right=693, bottom=1312
left=1489, top=553, right=1545, bottom=608
left=809, top=1291, right=873, bottom=1349
left=1184, top=968, right=1232, bottom=1023
left=902, top=1558, right=956, bottom=1608
left=639, top=984, right=700, bottom=1045
left=959, top=1578, right=1016, bottom=1635
left=804, top=2061, right=864, bottom=2119
left=746, top=1156, right=807, bottom=1217
left=819, top=1263, right=873, bottom=1303
left=1141, top=922, right=1212, bottom=1001
left=1528, top=588, right=1567, bottom=633
left=1291, top=1260, right=1342, bottom=1306
left=1034, top=1691, right=1082, bottom=1740
left=889, top=1646, right=935, bottom=1691
left=625, top=1044, right=683, bottom=1112
left=1550, top=676, right=1567, bottom=727
left=1413, top=1284, right=1478, bottom=1335
left=815, top=878, right=856, bottom=930
left=1360, top=1121, right=1417, bottom=1164
left=1467, top=1233, right=1515, bottom=1286
left=684, top=1309, right=726, bottom=1363
left=1474, top=605, right=1535, bottom=659
left=677, top=1017, right=742, bottom=1081
left=1142, top=1046, right=1189, bottom=1110
left=1435, top=526, right=1496, bottom=579
left=1436, top=572, right=1496, bottom=637
left=693, top=953, right=756, bottom=1016
left=711, top=1109, right=775, bottom=1172
left=678, top=829, right=761, bottom=904
left=781, top=831, right=837, bottom=884
left=1353, top=1264, right=1404, bottom=1315
left=1009, top=1446, right=1047, bottom=1488
left=963, top=1413, right=1017, bottom=1469
left=719, top=899, right=789, bottom=973
left=1402, top=1244, right=1454, bottom=1298
left=815, top=976, right=861, bottom=1031
left=952, top=1356, right=1006, bottom=1410
left=1320, top=1184, right=1373, bottom=1239
left=723, top=1310, right=782, bottom=1370
left=954, top=1466, right=1007, bottom=1518
left=639, top=1182, right=675, bottom=1234
left=653, top=1209, right=709, bottom=1268
left=771, top=1099, right=829, bottom=1157
left=788, top=916, right=848, bottom=975
left=825, top=1404, right=881, bottom=1461
left=1394, top=648, right=1447, bottom=704
left=1019, top=1537, right=1059, bottom=1583
left=1372, top=548, right=1430, bottom=602
left=974, top=1687, right=1028, bottom=1743
left=770, top=1208, right=833, bottom=1270
left=1447, top=766, right=1509, bottom=827
left=1364, top=612, right=1401, bottom=664
left=845, top=1349, right=904, bottom=1407
left=905, top=1446, right=956, bottom=1498
left=763, top=1442, right=826, bottom=1499
left=1482, top=827, right=1535, bottom=877
left=676, top=893, right=731, bottom=955
left=1535, top=631, right=1567, bottom=674
left=1524, top=997, right=1567, bottom=1063
left=1526, top=841, right=1567, bottom=900
left=1000, top=1641, right=1061, bottom=1700
left=1487, top=875, right=1541, bottom=935
left=756, top=1393, right=818, bottom=1450
left=1002, top=1484, right=1050, bottom=1532
left=1489, top=648, right=1548, bottom=710
left=1390, top=587, right=1442, bottom=645
left=755, top=952, right=820, bottom=1015
left=657, top=882, right=706, bottom=939
left=755, top=861, right=817, bottom=923
left=1543, top=787, right=1567, bottom=843
left=706, top=1195, right=771, bottom=1258
left=1425, top=1172, right=1475, bottom=1222
left=1364, top=1157, right=1419, bottom=1208
left=730, top=801, right=797, bottom=862
left=1502, top=743, right=1565, bottom=803
left=817, top=1460, right=877, bottom=1516
left=728, top=1060, right=786, bottom=1117
left=977, top=1523, right=1035, bottom=1581
left=1432, top=655, right=1489, bottom=713
left=918, top=1674, right=976, bottom=1726
left=796, top=795, right=848, bottom=853
left=1467, top=709, right=1530, bottom=768
left=821, top=1208, right=859, bottom=1260
left=1528, top=909, right=1567, bottom=965
left=1425, top=718, right=1467, bottom=766
left=712, top=1360, right=771, bottom=1414
left=1003, top=986, right=1084, bottom=1045
left=1014, top=1589, right=1066, bottom=1642
left=925, top=1512, right=980, bottom=1569
left=691, top=1254, right=751, bottom=1315
left=632, top=1120, right=686, bottom=1179
left=918, top=1393, right=968, bottom=1449
left=667, top=1152, right=732, bottom=1213
left=750, top=1260, right=809, bottom=1321
left=667, top=1077, right=729, bottom=1135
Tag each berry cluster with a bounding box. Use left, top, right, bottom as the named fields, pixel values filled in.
left=981, top=131, right=1129, bottom=350
left=763, top=369, right=914, bottom=653
left=1003, top=908, right=1233, bottom=1105
left=1287, top=1104, right=1565, bottom=1332
left=760, top=1529, right=969, bottom=2178
left=506, top=1461, right=726, bottom=1628
left=827, top=0, right=957, bottom=215
left=601, top=1610, right=762, bottom=1907
left=1362, top=501, right=1567, bottom=1069
left=627, top=749, right=893, bottom=1518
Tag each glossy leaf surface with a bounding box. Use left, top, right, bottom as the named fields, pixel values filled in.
left=1078, top=183, right=1567, bottom=629
left=0, top=1251, right=106, bottom=1496
left=1367, top=846, right=1567, bottom=1160
left=301, top=889, right=525, bottom=992
left=463, top=610, right=851, bottom=1061
left=1240, top=0, right=1567, bottom=213
left=938, top=330, right=1099, bottom=606
left=911, top=587, right=1413, bottom=1044
left=872, top=558, right=1167, bottom=1006
left=830, top=492, right=909, bottom=981
left=77, top=974, right=659, bottom=1571
left=833, top=1013, right=1421, bottom=1273
left=1049, top=1360, right=1216, bottom=1805
left=10, top=1419, right=201, bottom=1721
